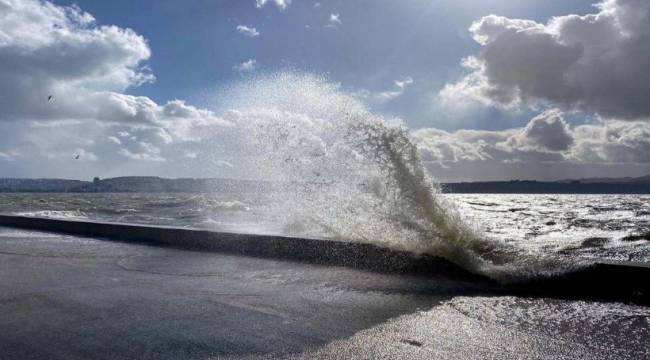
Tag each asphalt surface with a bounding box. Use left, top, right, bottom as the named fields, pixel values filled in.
left=0, top=226, right=647, bottom=359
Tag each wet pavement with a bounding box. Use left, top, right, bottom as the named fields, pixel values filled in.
left=0, top=227, right=647, bottom=359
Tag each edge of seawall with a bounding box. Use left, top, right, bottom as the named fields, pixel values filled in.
left=0, top=214, right=485, bottom=281
left=0, top=214, right=648, bottom=304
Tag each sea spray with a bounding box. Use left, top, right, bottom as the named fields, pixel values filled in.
left=216, top=72, right=582, bottom=280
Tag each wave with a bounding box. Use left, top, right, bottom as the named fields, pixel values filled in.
left=14, top=210, right=88, bottom=220
left=215, top=72, right=582, bottom=281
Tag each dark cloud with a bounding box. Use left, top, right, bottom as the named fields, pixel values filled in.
left=508, top=110, right=574, bottom=152
left=441, top=0, right=650, bottom=120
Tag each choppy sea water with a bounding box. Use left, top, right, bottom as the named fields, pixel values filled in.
left=450, top=194, right=650, bottom=263
left=1, top=192, right=649, bottom=265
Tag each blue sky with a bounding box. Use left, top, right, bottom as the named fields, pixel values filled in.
left=2, top=0, right=650, bottom=181
left=51, top=0, right=594, bottom=130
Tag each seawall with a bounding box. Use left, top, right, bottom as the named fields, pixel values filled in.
left=0, top=214, right=647, bottom=304
left=0, top=214, right=481, bottom=280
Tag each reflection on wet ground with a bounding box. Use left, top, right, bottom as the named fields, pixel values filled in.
left=0, top=227, right=647, bottom=359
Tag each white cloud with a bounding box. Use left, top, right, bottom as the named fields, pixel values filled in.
left=114, top=139, right=168, bottom=162
left=107, top=136, right=122, bottom=145
left=0, top=0, right=230, bottom=131
left=255, top=0, right=291, bottom=11
left=570, top=120, right=650, bottom=164
left=233, top=59, right=259, bottom=73
left=354, top=77, right=413, bottom=104
left=0, top=0, right=154, bottom=122
left=118, top=148, right=165, bottom=162
left=236, top=24, right=260, bottom=37
left=441, top=0, right=650, bottom=120
left=0, top=150, right=18, bottom=161
left=413, top=110, right=577, bottom=166
left=413, top=109, right=650, bottom=181
left=0, top=0, right=235, bottom=170
left=3, top=0, right=648, bottom=182
left=329, top=13, right=341, bottom=25
left=215, top=160, right=234, bottom=168
left=394, top=77, right=414, bottom=90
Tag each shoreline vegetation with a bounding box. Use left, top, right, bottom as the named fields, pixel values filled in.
left=3, top=175, right=650, bottom=194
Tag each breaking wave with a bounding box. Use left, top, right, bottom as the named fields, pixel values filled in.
left=215, top=72, right=580, bottom=281
left=15, top=210, right=88, bottom=220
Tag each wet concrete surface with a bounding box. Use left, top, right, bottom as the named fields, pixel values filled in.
left=0, top=227, right=647, bottom=359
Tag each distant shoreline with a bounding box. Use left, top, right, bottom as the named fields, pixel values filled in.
left=440, top=180, right=650, bottom=194
left=3, top=175, right=650, bottom=194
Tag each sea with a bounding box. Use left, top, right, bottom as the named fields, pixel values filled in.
left=1, top=190, right=649, bottom=358
left=1, top=192, right=648, bottom=265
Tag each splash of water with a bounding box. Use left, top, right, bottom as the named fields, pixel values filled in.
left=216, top=72, right=580, bottom=281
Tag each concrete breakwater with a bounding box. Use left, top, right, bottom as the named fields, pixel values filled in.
left=0, top=214, right=647, bottom=304
left=0, top=215, right=480, bottom=279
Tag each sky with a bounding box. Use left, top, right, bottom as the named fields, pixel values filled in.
left=1, top=0, right=650, bottom=182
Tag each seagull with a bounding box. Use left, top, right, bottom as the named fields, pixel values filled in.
left=47, top=95, right=53, bottom=102
left=74, top=154, right=80, bottom=160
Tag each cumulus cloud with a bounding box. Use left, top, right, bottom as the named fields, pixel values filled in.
left=0, top=0, right=233, bottom=174
left=236, top=24, right=259, bottom=37
left=441, top=0, right=650, bottom=120
left=505, top=109, right=574, bottom=152
left=413, top=110, right=650, bottom=166
left=3, top=0, right=648, bottom=182
left=255, top=0, right=291, bottom=11
left=0, top=0, right=230, bottom=129
left=0, top=0, right=152, bottom=121
left=570, top=120, right=650, bottom=163
left=233, top=59, right=259, bottom=73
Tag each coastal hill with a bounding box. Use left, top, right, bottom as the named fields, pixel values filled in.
left=0, top=178, right=87, bottom=192
left=3, top=175, right=650, bottom=194
left=0, top=177, right=266, bottom=193
left=441, top=176, right=650, bottom=194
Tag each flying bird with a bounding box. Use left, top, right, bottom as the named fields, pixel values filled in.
left=74, top=154, right=80, bottom=160
left=47, top=95, right=53, bottom=101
